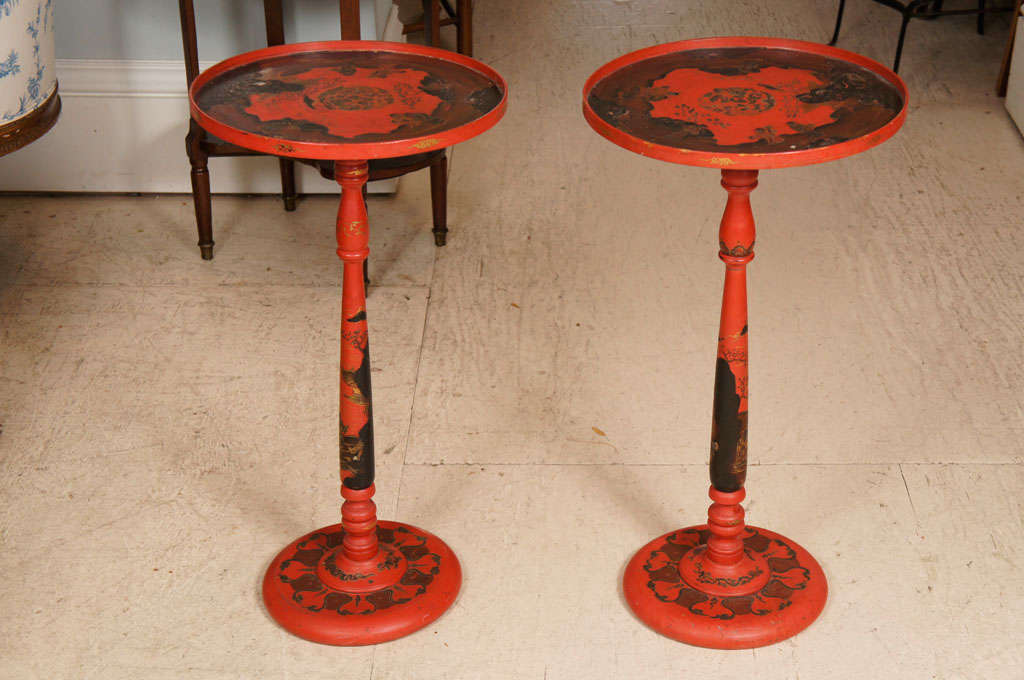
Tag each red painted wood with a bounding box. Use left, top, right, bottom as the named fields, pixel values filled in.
left=585, top=38, right=905, bottom=648
left=261, top=162, right=463, bottom=646
left=622, top=519, right=827, bottom=649
left=189, top=43, right=506, bottom=645
left=710, top=170, right=756, bottom=494
left=336, top=161, right=375, bottom=490
left=262, top=516, right=462, bottom=645
left=582, top=37, right=907, bottom=169
left=619, top=168, right=829, bottom=648
left=189, top=40, right=507, bottom=160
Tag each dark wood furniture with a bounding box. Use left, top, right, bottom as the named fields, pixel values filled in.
left=190, top=40, right=506, bottom=645
left=829, top=0, right=1015, bottom=72
left=584, top=36, right=907, bottom=649
left=404, top=0, right=473, bottom=56
left=178, top=0, right=468, bottom=259
left=997, top=0, right=1023, bottom=95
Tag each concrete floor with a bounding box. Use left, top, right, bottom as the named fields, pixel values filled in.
left=2, top=1, right=1024, bottom=678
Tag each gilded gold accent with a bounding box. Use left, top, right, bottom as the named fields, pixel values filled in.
left=342, top=369, right=369, bottom=406
left=412, top=138, right=440, bottom=150
left=730, top=415, right=748, bottom=475
left=339, top=165, right=368, bottom=179
left=340, top=436, right=364, bottom=468
left=709, top=157, right=735, bottom=166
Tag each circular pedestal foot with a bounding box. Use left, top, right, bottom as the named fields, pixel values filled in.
left=263, top=520, right=461, bottom=646
left=623, top=525, right=827, bottom=649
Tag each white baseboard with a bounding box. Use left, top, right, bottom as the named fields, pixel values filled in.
left=0, top=58, right=395, bottom=194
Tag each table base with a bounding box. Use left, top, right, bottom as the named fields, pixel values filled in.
left=623, top=524, right=826, bottom=649
left=262, top=520, right=461, bottom=646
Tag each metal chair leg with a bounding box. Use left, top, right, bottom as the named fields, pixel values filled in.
left=829, top=0, right=846, bottom=46
left=893, top=12, right=912, bottom=73
left=362, top=184, right=370, bottom=287
left=977, top=0, right=986, bottom=34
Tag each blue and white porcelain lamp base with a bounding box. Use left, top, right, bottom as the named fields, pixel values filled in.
left=0, top=0, right=60, bottom=156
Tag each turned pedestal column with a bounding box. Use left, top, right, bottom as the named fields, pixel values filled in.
left=583, top=37, right=907, bottom=648
left=188, top=40, right=507, bottom=645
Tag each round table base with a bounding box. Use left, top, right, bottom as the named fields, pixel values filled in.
left=263, top=520, right=461, bottom=645
left=623, top=524, right=826, bottom=649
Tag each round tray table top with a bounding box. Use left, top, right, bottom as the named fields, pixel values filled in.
left=583, top=37, right=907, bottom=169
left=189, top=41, right=507, bottom=160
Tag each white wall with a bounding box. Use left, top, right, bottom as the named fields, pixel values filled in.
left=53, top=0, right=382, bottom=61
left=0, top=0, right=401, bottom=193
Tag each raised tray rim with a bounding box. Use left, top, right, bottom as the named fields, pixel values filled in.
left=582, top=36, right=908, bottom=170
left=189, top=40, right=508, bottom=161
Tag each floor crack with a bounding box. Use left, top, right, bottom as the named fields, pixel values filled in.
left=899, top=463, right=918, bottom=523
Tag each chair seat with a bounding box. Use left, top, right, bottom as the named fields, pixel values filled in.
left=196, top=127, right=445, bottom=181
left=197, top=133, right=262, bottom=157
left=180, top=0, right=458, bottom=258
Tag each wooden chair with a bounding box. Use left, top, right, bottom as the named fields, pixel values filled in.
left=178, top=0, right=461, bottom=260
left=404, top=0, right=473, bottom=56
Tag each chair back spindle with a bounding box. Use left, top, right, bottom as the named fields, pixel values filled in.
left=179, top=0, right=201, bottom=86
left=264, top=0, right=286, bottom=46
left=178, top=0, right=454, bottom=259
left=340, top=0, right=361, bottom=40
left=180, top=0, right=364, bottom=80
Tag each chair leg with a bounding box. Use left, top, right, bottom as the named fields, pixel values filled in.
left=977, top=0, right=986, bottom=34
left=893, top=12, right=912, bottom=73
left=186, top=126, right=214, bottom=260
left=422, top=0, right=441, bottom=47
left=829, top=0, right=846, bottom=46
left=457, top=0, right=472, bottom=56
left=279, top=158, right=297, bottom=211
left=430, top=153, right=448, bottom=247
left=362, top=184, right=370, bottom=287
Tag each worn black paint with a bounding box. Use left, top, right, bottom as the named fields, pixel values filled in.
left=341, top=337, right=374, bottom=490
left=710, top=357, right=746, bottom=492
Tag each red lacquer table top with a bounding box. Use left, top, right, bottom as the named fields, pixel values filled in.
left=190, top=41, right=507, bottom=160
left=583, top=37, right=907, bottom=169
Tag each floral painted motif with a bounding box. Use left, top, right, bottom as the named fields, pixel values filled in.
left=1, top=0, right=55, bottom=123
left=194, top=49, right=503, bottom=146
left=587, top=46, right=904, bottom=155
left=0, top=0, right=21, bottom=19
left=277, top=524, right=442, bottom=615
left=0, top=50, right=19, bottom=79
left=643, top=526, right=811, bottom=620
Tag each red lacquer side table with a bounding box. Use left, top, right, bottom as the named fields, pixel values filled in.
left=583, top=37, right=907, bottom=649
left=189, top=41, right=506, bottom=646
